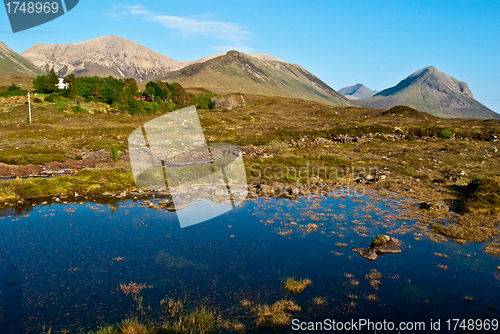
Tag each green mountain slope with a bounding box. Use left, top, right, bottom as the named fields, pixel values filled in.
left=0, top=42, right=46, bottom=76
left=356, top=66, right=499, bottom=119
left=156, top=51, right=353, bottom=107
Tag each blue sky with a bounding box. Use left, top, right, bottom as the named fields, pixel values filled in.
left=1, top=0, right=499, bottom=113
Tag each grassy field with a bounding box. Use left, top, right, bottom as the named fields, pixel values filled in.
left=0, top=93, right=499, bottom=242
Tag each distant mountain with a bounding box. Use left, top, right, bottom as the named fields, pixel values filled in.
left=0, top=42, right=46, bottom=76
left=21, top=35, right=221, bottom=82
left=156, top=50, right=353, bottom=107
left=356, top=66, right=499, bottom=119
left=338, top=83, right=377, bottom=99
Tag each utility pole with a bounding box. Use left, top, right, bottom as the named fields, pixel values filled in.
left=28, top=92, right=31, bottom=123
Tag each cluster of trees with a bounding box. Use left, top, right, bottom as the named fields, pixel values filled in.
left=31, top=70, right=216, bottom=115
left=32, top=68, right=59, bottom=94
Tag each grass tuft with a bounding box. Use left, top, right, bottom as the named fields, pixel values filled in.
left=284, top=278, right=312, bottom=294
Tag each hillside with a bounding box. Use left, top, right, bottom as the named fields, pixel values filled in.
left=0, top=42, right=46, bottom=76
left=21, top=35, right=221, bottom=82
left=156, top=51, right=353, bottom=107
left=355, top=66, right=499, bottom=119
left=338, top=83, right=377, bottom=99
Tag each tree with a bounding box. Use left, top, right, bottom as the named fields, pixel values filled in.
left=63, top=73, right=77, bottom=86
left=91, top=84, right=101, bottom=102
left=126, top=96, right=143, bottom=115
left=171, top=82, right=193, bottom=108
left=68, top=86, right=78, bottom=100
left=33, top=75, right=48, bottom=94
left=145, top=81, right=173, bottom=102
left=47, top=68, right=59, bottom=93
left=123, top=78, right=138, bottom=97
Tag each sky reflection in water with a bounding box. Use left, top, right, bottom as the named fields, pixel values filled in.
left=0, top=193, right=499, bottom=333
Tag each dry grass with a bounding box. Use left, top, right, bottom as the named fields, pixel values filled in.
left=307, top=223, right=318, bottom=231
left=160, top=298, right=184, bottom=318
left=369, top=280, right=381, bottom=290
left=219, top=319, right=246, bottom=333
left=312, top=296, right=327, bottom=306
left=485, top=243, right=500, bottom=255
left=254, top=299, right=301, bottom=330
left=350, top=279, right=360, bottom=287
left=365, top=269, right=382, bottom=280
left=119, top=282, right=151, bottom=296
left=284, top=278, right=312, bottom=294
left=240, top=299, right=252, bottom=308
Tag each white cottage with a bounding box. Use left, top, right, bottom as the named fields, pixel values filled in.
left=57, top=78, right=69, bottom=90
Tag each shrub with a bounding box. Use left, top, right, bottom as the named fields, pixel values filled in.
left=267, top=140, right=289, bottom=156
left=460, top=178, right=500, bottom=214
left=143, top=101, right=159, bottom=114
left=44, top=94, right=57, bottom=103
left=438, top=129, right=453, bottom=139
left=0, top=83, right=26, bottom=97
left=110, top=146, right=119, bottom=165
left=33, top=97, right=42, bottom=103
left=55, top=101, right=69, bottom=111
left=71, top=105, right=88, bottom=114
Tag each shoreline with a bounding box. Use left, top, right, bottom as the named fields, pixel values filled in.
left=1, top=168, right=498, bottom=244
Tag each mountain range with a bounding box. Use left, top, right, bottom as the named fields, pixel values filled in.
left=20, top=35, right=351, bottom=107
left=0, top=42, right=46, bottom=76
left=355, top=66, right=499, bottom=119
left=338, top=84, right=378, bottom=99
left=1, top=35, right=498, bottom=119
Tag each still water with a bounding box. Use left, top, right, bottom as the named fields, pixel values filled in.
left=0, top=192, right=499, bottom=333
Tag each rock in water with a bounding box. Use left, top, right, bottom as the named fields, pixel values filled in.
left=419, top=201, right=449, bottom=211
left=352, top=234, right=401, bottom=261
left=352, top=247, right=378, bottom=261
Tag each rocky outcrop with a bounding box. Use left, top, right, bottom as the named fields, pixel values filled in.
left=352, top=235, right=401, bottom=261
left=211, top=94, right=246, bottom=110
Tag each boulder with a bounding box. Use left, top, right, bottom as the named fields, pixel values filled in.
left=419, top=201, right=449, bottom=211
left=352, top=234, right=401, bottom=261
left=158, top=200, right=170, bottom=207
left=287, top=185, right=300, bottom=197
left=165, top=200, right=192, bottom=212
left=365, top=174, right=375, bottom=181
left=259, top=184, right=274, bottom=196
